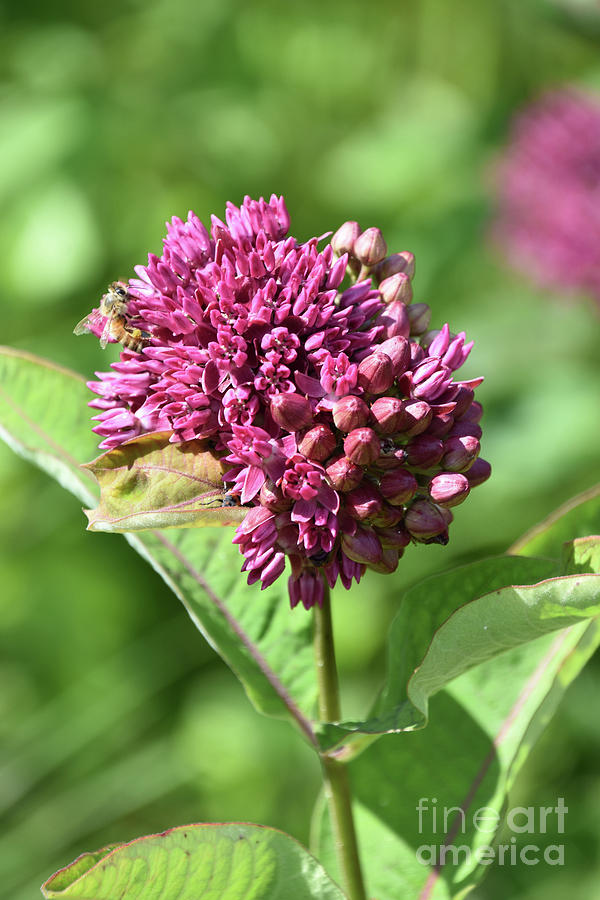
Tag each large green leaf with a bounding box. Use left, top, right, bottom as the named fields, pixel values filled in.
left=0, top=347, right=99, bottom=505
left=316, top=558, right=600, bottom=755
left=41, top=824, right=345, bottom=899
left=312, top=537, right=600, bottom=899
left=314, top=483, right=600, bottom=755
left=123, top=529, right=316, bottom=730
left=85, top=432, right=247, bottom=531
left=0, top=348, right=318, bottom=744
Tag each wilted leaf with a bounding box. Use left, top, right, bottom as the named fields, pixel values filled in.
left=84, top=432, right=247, bottom=531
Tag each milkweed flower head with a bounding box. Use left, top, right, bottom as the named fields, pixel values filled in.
left=493, top=88, right=600, bottom=304
left=86, top=195, right=489, bottom=609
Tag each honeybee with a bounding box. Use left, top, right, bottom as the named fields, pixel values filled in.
left=73, top=281, right=151, bottom=353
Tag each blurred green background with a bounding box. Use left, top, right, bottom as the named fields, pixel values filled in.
left=1, top=0, right=599, bottom=897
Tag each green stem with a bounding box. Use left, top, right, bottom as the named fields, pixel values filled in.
left=314, top=582, right=367, bottom=900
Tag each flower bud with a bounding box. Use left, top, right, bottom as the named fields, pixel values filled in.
left=420, top=329, right=445, bottom=353
left=331, top=221, right=361, bottom=256
left=371, top=503, right=404, bottom=528
left=375, top=524, right=411, bottom=549
left=440, top=506, right=454, bottom=527
left=374, top=251, right=416, bottom=282
left=298, top=424, right=337, bottom=461
left=379, top=467, right=418, bottom=505
left=377, top=300, right=410, bottom=339
left=442, top=435, right=480, bottom=472
left=427, top=411, right=455, bottom=438
left=400, top=400, right=432, bottom=436
left=405, top=499, right=449, bottom=541
left=451, top=386, right=474, bottom=418
left=270, top=392, right=312, bottom=432
left=371, top=397, right=404, bottom=434
left=459, top=400, right=483, bottom=425
left=276, top=525, right=303, bottom=556
left=288, top=570, right=324, bottom=610
left=377, top=438, right=404, bottom=468
left=344, top=427, right=381, bottom=466
left=410, top=356, right=439, bottom=383
left=353, top=227, right=387, bottom=266
left=378, top=336, right=410, bottom=375
left=407, top=302, right=431, bottom=335
left=428, top=473, right=470, bottom=508
left=379, top=272, right=413, bottom=305
left=341, top=525, right=383, bottom=565
left=449, top=420, right=482, bottom=440
left=405, top=435, right=444, bottom=469
left=465, top=457, right=491, bottom=487
left=344, top=483, right=383, bottom=520
left=368, top=546, right=400, bottom=574
left=326, top=455, right=363, bottom=491
left=410, top=343, right=425, bottom=365
left=357, top=351, right=394, bottom=394
left=259, top=479, right=292, bottom=512
left=412, top=365, right=452, bottom=402
left=332, top=395, right=371, bottom=432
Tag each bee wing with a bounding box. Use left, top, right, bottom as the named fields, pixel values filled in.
left=74, top=307, right=107, bottom=337
left=73, top=313, right=94, bottom=336
left=99, top=313, right=115, bottom=350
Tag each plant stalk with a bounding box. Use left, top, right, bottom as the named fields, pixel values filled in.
left=314, top=581, right=367, bottom=900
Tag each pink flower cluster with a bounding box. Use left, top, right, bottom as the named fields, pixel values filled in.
left=493, top=88, right=600, bottom=304
left=87, top=196, right=490, bottom=609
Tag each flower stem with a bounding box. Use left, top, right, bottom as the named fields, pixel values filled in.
left=357, top=264, right=372, bottom=283
left=314, top=582, right=367, bottom=900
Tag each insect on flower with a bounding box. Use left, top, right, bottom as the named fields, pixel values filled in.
left=222, top=491, right=242, bottom=507
left=197, top=490, right=244, bottom=509
left=84, top=196, right=491, bottom=610
left=74, top=282, right=152, bottom=352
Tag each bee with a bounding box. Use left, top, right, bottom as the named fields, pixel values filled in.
left=198, top=490, right=242, bottom=509
left=73, top=281, right=151, bottom=353
left=222, top=491, right=242, bottom=507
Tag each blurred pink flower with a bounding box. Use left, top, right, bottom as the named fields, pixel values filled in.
left=493, top=88, right=600, bottom=304
left=84, top=195, right=489, bottom=609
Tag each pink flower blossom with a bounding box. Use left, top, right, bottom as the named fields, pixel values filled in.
left=83, top=196, right=489, bottom=608
left=493, top=88, right=600, bottom=304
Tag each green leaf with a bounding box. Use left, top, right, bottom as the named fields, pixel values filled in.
left=123, top=528, right=317, bottom=730
left=84, top=432, right=247, bottom=531
left=41, top=824, right=345, bottom=899
left=0, top=348, right=318, bottom=743
left=510, top=483, right=600, bottom=559
left=0, top=346, right=99, bottom=505
left=313, top=545, right=600, bottom=898
left=563, top=535, right=600, bottom=575
left=313, top=486, right=600, bottom=756
left=43, top=846, right=121, bottom=890
left=316, top=557, right=600, bottom=755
